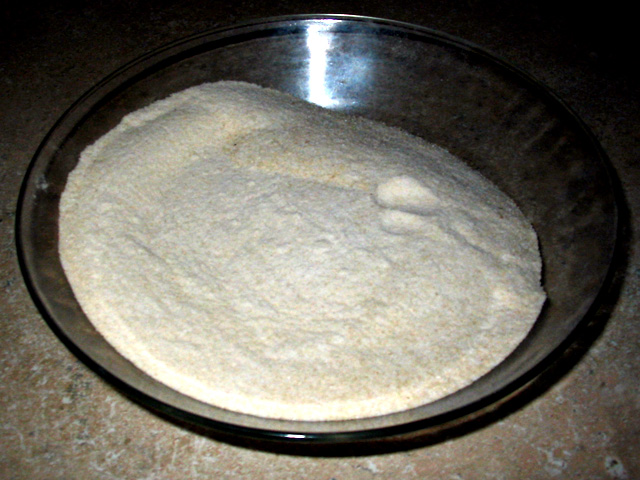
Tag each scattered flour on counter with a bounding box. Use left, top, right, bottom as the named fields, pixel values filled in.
left=59, top=81, right=546, bottom=421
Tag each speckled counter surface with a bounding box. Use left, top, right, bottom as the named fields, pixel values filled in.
left=1, top=2, right=638, bottom=479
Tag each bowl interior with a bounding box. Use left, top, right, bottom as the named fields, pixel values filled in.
left=17, top=15, right=618, bottom=440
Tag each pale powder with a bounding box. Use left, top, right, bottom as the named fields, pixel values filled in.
left=59, top=81, right=545, bottom=421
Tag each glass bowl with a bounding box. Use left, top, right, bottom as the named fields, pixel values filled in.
left=16, top=14, right=620, bottom=445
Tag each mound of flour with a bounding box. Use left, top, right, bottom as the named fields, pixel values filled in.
left=59, top=81, right=545, bottom=421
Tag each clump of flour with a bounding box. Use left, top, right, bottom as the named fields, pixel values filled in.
left=59, top=81, right=545, bottom=421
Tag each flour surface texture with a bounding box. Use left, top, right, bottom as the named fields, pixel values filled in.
left=59, top=81, right=545, bottom=421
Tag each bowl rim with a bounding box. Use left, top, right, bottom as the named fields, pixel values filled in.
left=15, top=13, right=623, bottom=445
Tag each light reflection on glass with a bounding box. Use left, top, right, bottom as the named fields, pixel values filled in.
left=305, top=22, right=340, bottom=108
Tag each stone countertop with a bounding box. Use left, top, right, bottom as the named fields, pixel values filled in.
left=1, top=2, right=638, bottom=479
